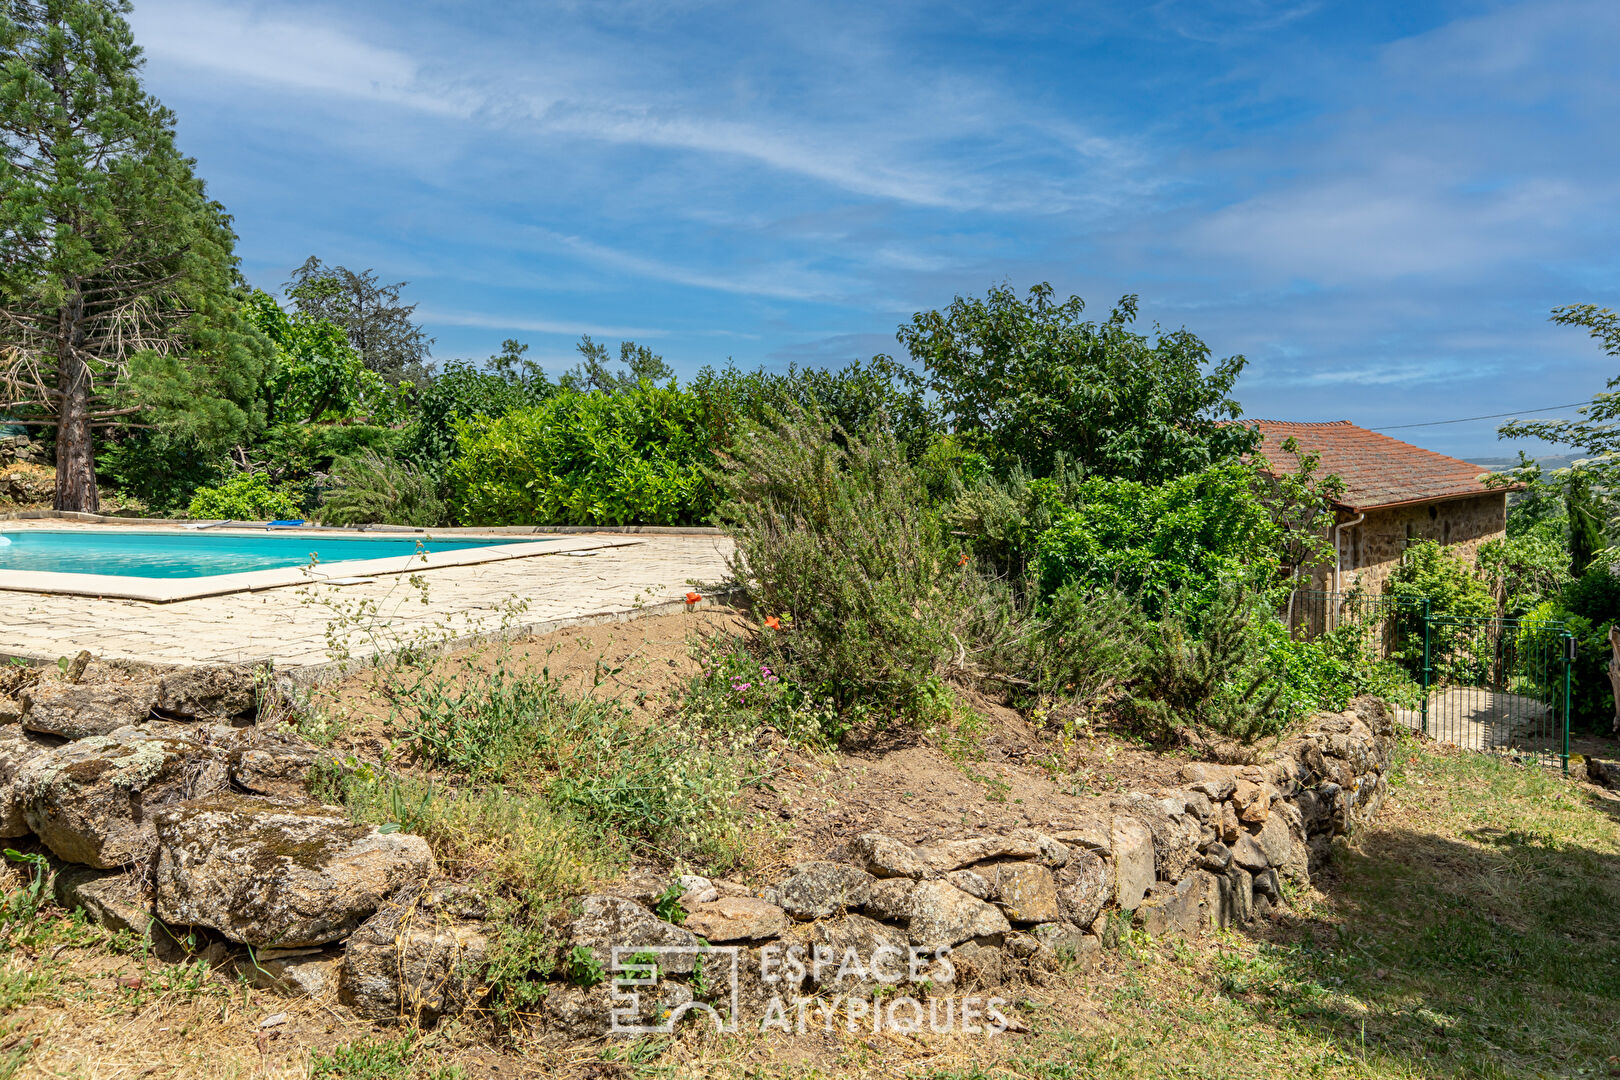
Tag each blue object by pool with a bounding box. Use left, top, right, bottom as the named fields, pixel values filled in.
left=0, top=529, right=531, bottom=579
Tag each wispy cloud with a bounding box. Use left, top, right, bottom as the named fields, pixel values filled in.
left=125, top=0, right=1620, bottom=461
left=419, top=309, right=668, bottom=339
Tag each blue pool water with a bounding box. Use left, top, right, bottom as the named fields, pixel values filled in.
left=0, top=529, right=532, bottom=578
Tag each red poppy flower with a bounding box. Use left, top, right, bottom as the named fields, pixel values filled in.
left=685, top=591, right=702, bottom=604
left=765, top=616, right=781, bottom=630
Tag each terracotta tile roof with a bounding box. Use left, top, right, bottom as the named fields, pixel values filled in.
left=1240, top=419, right=1506, bottom=513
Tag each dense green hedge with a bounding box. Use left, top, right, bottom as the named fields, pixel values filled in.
left=448, top=384, right=717, bottom=526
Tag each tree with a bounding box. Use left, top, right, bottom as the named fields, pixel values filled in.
left=283, top=257, right=432, bottom=382
left=1566, top=470, right=1607, bottom=574
left=0, top=0, right=269, bottom=512
left=898, top=283, right=1258, bottom=481
left=1497, top=304, right=1620, bottom=561
left=560, top=334, right=673, bottom=393
left=244, top=290, right=389, bottom=425
left=1254, top=435, right=1345, bottom=603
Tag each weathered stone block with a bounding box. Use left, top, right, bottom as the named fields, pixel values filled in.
left=1056, top=850, right=1110, bottom=928
left=905, top=880, right=1011, bottom=947
left=152, top=794, right=435, bottom=947
left=850, top=832, right=930, bottom=878
left=684, top=896, right=789, bottom=942
left=1111, top=817, right=1154, bottom=910
left=18, top=730, right=228, bottom=868
left=568, top=894, right=699, bottom=974
left=19, top=680, right=157, bottom=739
left=770, top=861, right=874, bottom=920
left=341, top=887, right=488, bottom=1023
left=917, top=835, right=1040, bottom=872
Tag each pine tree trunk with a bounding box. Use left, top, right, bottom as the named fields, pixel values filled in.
left=53, top=293, right=100, bottom=514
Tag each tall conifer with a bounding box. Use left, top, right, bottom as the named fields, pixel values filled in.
left=0, top=0, right=267, bottom=511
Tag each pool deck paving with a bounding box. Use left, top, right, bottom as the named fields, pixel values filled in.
left=3, top=531, right=735, bottom=676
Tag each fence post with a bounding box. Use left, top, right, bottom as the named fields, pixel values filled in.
left=1421, top=599, right=1432, bottom=736
left=1563, top=631, right=1574, bottom=776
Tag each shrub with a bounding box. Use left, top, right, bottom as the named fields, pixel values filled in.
left=716, top=414, right=973, bottom=720
left=407, top=358, right=550, bottom=464
left=97, top=430, right=224, bottom=515
left=449, top=385, right=716, bottom=526
left=185, top=472, right=300, bottom=521
left=1126, top=581, right=1291, bottom=746
left=1385, top=541, right=1496, bottom=681
left=1275, top=620, right=1423, bottom=715
left=991, top=581, right=1149, bottom=707
left=690, top=355, right=942, bottom=464
left=1035, top=462, right=1283, bottom=616
left=946, top=459, right=1087, bottom=587
left=257, top=422, right=410, bottom=513
left=1519, top=566, right=1620, bottom=731
left=319, top=451, right=447, bottom=528
left=1479, top=519, right=1572, bottom=617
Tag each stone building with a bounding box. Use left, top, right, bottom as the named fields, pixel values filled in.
left=1245, top=419, right=1508, bottom=597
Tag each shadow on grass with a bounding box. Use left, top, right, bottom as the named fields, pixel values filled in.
left=1256, top=823, right=1620, bottom=1076
left=1006, top=748, right=1620, bottom=1080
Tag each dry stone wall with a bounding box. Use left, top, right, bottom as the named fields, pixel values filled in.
left=0, top=658, right=1396, bottom=1039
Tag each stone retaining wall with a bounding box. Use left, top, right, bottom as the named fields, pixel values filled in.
left=1, top=657, right=1395, bottom=1038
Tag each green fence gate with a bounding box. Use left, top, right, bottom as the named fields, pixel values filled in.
left=1290, top=592, right=1576, bottom=773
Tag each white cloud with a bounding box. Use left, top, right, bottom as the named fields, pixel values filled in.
left=130, top=0, right=1130, bottom=215
left=418, top=309, right=668, bottom=339
left=132, top=1, right=471, bottom=116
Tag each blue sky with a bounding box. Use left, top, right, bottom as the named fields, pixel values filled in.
left=126, top=0, right=1620, bottom=459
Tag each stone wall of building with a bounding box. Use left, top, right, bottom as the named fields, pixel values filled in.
left=1339, top=492, right=1506, bottom=595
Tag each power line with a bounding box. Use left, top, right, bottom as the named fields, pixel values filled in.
left=1373, top=400, right=1596, bottom=431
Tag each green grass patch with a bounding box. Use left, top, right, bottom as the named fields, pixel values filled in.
left=309, top=1035, right=466, bottom=1080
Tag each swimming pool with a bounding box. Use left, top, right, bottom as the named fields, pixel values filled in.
left=0, top=527, right=550, bottom=595
left=0, top=528, right=533, bottom=579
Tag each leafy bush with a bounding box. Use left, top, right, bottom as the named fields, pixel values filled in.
left=319, top=451, right=447, bottom=528
left=407, top=358, right=550, bottom=464
left=256, top=422, right=410, bottom=513
left=1125, top=581, right=1290, bottom=746
left=97, top=430, right=224, bottom=515
left=450, top=385, right=715, bottom=526
left=690, top=356, right=941, bottom=464
left=1275, top=620, right=1423, bottom=715
left=947, top=459, right=1087, bottom=586
left=185, top=472, right=300, bottom=521
left=1385, top=541, right=1496, bottom=681
left=716, top=414, right=973, bottom=721
left=1035, top=462, right=1283, bottom=616
left=1478, top=518, right=1571, bottom=617
left=1534, top=566, right=1620, bottom=731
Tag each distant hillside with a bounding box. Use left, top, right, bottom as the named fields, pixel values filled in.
left=1470, top=455, right=1578, bottom=472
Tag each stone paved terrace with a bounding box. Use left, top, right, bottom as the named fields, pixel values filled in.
left=2, top=531, right=734, bottom=676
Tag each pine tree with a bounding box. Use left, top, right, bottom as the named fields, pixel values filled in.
left=0, top=0, right=268, bottom=511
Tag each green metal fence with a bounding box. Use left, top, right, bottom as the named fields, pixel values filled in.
left=1290, top=591, right=1575, bottom=773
